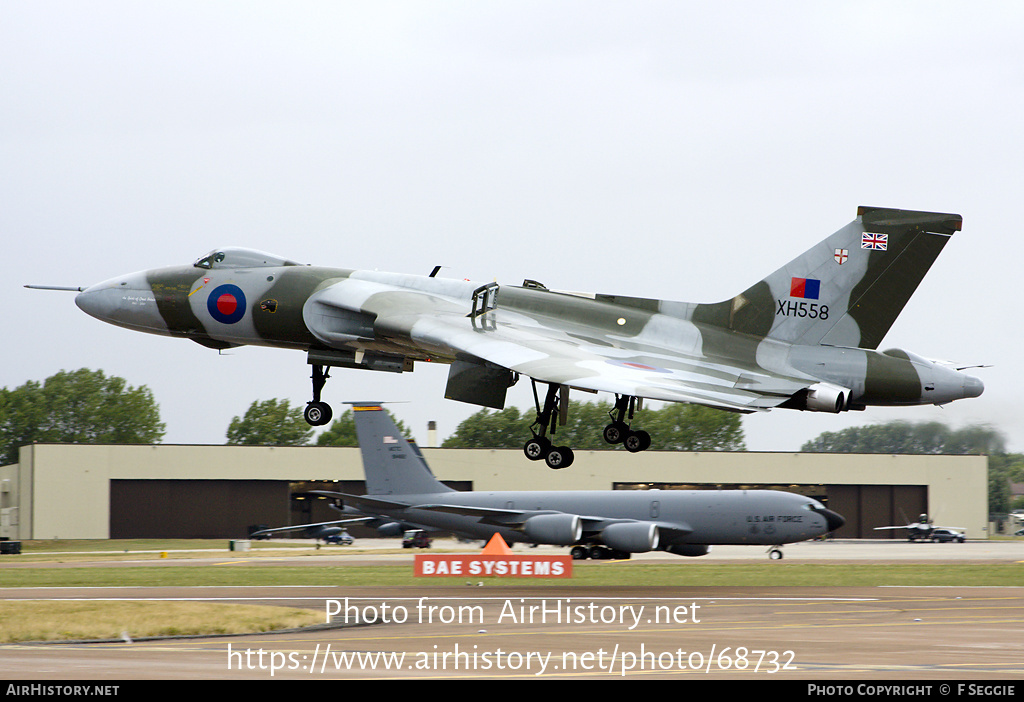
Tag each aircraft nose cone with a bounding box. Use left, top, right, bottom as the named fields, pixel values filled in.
left=963, top=374, right=984, bottom=399
left=822, top=508, right=845, bottom=532
left=74, top=273, right=168, bottom=333
left=813, top=506, right=845, bottom=533
left=75, top=284, right=114, bottom=320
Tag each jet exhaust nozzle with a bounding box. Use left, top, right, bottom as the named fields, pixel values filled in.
left=805, top=382, right=849, bottom=413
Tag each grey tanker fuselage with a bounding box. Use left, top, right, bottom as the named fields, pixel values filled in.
left=65, top=206, right=983, bottom=467
left=354, top=488, right=833, bottom=548
left=305, top=403, right=844, bottom=559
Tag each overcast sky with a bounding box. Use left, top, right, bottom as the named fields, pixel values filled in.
left=3, top=1, right=1022, bottom=454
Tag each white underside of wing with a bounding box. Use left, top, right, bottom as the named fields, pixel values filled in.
left=308, top=281, right=810, bottom=412
left=409, top=308, right=805, bottom=412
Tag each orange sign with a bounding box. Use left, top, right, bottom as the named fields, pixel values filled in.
left=414, top=534, right=572, bottom=578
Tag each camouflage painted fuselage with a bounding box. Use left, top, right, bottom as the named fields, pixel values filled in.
left=74, top=207, right=983, bottom=417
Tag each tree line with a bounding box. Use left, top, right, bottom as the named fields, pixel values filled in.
left=3, top=370, right=1021, bottom=512
left=0, top=369, right=164, bottom=465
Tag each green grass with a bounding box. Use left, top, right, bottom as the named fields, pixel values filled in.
left=4, top=539, right=386, bottom=564
left=13, top=538, right=321, bottom=553
left=3, top=559, right=1021, bottom=643
left=1, top=563, right=1022, bottom=588
left=0, top=601, right=323, bottom=644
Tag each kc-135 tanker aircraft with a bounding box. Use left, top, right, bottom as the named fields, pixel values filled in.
left=35, top=206, right=983, bottom=468
left=260, top=403, right=846, bottom=559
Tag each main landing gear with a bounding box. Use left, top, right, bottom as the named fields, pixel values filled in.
left=523, top=383, right=653, bottom=469
left=570, top=545, right=631, bottom=560
left=304, top=364, right=333, bottom=426
left=523, top=383, right=575, bottom=469
left=603, top=394, right=652, bottom=453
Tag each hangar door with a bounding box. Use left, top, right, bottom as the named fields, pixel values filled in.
left=110, top=480, right=290, bottom=539
left=825, top=484, right=927, bottom=539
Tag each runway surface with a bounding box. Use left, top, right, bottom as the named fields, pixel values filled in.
left=3, top=540, right=1024, bottom=680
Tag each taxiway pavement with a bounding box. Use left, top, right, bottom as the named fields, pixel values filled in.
left=2, top=539, right=1023, bottom=680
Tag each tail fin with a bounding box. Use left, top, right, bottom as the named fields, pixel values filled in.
left=691, top=206, right=962, bottom=349
left=350, top=402, right=453, bottom=496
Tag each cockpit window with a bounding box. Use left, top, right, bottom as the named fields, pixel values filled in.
left=193, top=248, right=304, bottom=270
left=193, top=251, right=226, bottom=269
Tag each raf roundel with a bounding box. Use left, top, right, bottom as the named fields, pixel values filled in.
left=207, top=284, right=247, bottom=324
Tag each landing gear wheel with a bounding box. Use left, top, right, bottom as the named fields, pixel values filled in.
left=768, top=548, right=783, bottom=560
left=304, top=401, right=333, bottom=427
left=603, top=421, right=629, bottom=445
left=545, top=446, right=574, bottom=469
left=623, top=430, right=651, bottom=453
left=570, top=546, right=589, bottom=560
left=523, top=436, right=551, bottom=461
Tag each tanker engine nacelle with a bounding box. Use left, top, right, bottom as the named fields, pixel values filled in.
left=376, top=522, right=407, bottom=537
left=600, top=522, right=660, bottom=553
left=522, top=513, right=582, bottom=545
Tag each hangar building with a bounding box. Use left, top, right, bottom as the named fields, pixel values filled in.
left=0, top=443, right=987, bottom=541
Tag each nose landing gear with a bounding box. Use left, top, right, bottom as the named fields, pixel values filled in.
left=304, top=364, right=333, bottom=426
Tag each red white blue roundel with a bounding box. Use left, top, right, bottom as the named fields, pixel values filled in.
left=207, top=284, right=247, bottom=324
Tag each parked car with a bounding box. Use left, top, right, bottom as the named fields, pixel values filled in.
left=324, top=529, right=354, bottom=546
left=402, top=530, right=432, bottom=549
left=930, top=528, right=965, bottom=543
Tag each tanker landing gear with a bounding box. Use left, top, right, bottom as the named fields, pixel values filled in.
left=304, top=364, right=333, bottom=426
left=768, top=547, right=784, bottom=560
left=570, top=544, right=631, bottom=560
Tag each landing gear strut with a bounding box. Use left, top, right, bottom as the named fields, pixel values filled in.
left=523, top=386, right=653, bottom=467
left=523, top=381, right=574, bottom=469
left=603, top=395, right=651, bottom=452
left=304, top=364, right=334, bottom=426
left=570, top=544, right=631, bottom=560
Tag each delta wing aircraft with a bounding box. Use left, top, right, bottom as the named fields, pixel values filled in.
left=874, top=514, right=966, bottom=541
left=249, top=517, right=366, bottom=543
left=39, top=206, right=983, bottom=468
left=289, top=403, right=847, bottom=559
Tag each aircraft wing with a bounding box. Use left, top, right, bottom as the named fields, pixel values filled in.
left=308, top=278, right=809, bottom=412
left=413, top=503, right=530, bottom=524
left=412, top=503, right=693, bottom=537
left=249, top=517, right=373, bottom=537
left=309, top=490, right=412, bottom=512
